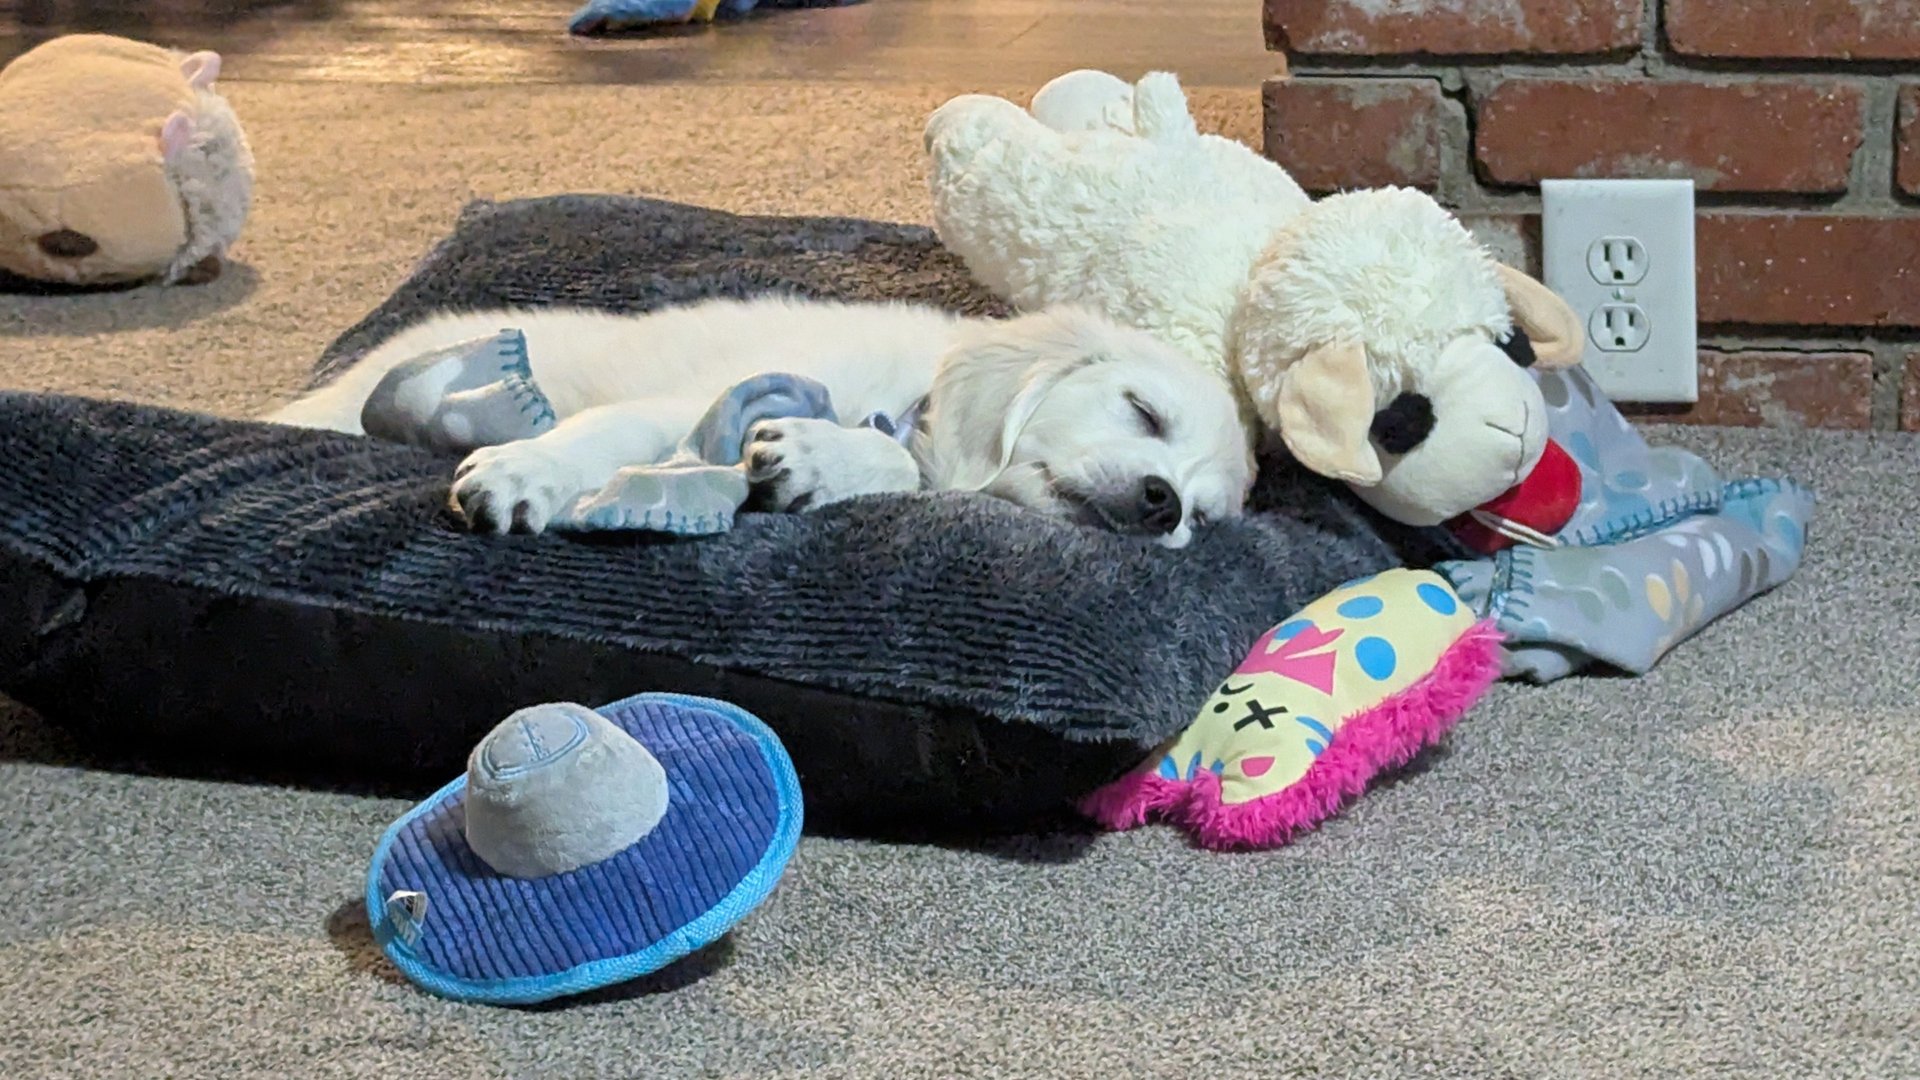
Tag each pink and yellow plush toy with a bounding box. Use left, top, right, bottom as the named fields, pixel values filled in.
left=1083, top=570, right=1501, bottom=850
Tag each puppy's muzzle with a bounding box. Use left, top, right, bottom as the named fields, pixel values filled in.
left=1136, top=476, right=1180, bottom=535
left=1080, top=476, right=1180, bottom=535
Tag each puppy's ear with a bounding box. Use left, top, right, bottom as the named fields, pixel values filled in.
left=924, top=317, right=1091, bottom=492
left=1277, top=340, right=1382, bottom=485
left=1495, top=263, right=1584, bottom=369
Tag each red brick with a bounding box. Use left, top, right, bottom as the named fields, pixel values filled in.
left=1264, top=0, right=1640, bottom=57
left=1263, top=77, right=1445, bottom=192
left=1668, top=0, right=1920, bottom=60
left=1904, top=352, right=1920, bottom=432
left=1900, top=87, right=1920, bottom=198
left=1476, top=79, right=1864, bottom=194
left=1627, top=350, right=1873, bottom=429
left=1697, top=214, right=1920, bottom=328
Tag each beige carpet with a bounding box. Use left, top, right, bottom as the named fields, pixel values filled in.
left=2, top=83, right=1917, bottom=1079
left=0, top=81, right=1261, bottom=418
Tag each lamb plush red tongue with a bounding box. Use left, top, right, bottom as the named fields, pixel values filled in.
left=1446, top=438, right=1582, bottom=554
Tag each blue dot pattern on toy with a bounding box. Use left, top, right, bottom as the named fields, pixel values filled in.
left=1273, top=619, right=1311, bottom=641
left=1354, top=636, right=1398, bottom=681
left=1416, top=582, right=1458, bottom=616
left=1336, top=596, right=1384, bottom=619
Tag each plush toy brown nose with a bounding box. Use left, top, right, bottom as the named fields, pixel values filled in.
left=37, top=229, right=98, bottom=259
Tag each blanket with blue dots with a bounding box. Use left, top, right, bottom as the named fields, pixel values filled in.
left=1436, top=367, right=1815, bottom=683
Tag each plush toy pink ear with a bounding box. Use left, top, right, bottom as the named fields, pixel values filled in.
left=160, top=111, right=196, bottom=161
left=180, top=51, right=222, bottom=90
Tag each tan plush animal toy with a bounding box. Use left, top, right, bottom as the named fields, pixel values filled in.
left=0, top=34, right=254, bottom=287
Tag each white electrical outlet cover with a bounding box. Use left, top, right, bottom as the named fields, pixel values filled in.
left=1542, top=178, right=1698, bottom=403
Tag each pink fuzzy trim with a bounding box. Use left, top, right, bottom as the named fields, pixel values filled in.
left=1078, top=769, right=1185, bottom=831
left=1080, top=620, right=1504, bottom=851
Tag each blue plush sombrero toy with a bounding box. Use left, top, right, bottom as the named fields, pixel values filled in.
left=366, top=693, right=802, bottom=1005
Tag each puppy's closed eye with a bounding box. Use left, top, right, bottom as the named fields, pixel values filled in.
left=1126, top=392, right=1165, bottom=438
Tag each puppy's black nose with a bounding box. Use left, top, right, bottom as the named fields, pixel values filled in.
left=1138, top=476, right=1180, bottom=535
left=37, top=230, right=98, bottom=259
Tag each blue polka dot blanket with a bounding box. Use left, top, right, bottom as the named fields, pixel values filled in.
left=1435, top=367, right=1815, bottom=683
left=367, top=693, right=802, bottom=1005
left=356, top=328, right=922, bottom=536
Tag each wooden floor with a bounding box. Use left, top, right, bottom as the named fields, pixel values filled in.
left=0, top=0, right=1281, bottom=87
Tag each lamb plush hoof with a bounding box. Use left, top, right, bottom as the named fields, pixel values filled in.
left=1030, top=69, right=1136, bottom=134
left=923, top=93, right=1038, bottom=156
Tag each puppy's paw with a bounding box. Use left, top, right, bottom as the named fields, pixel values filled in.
left=449, top=441, right=591, bottom=535
left=743, top=418, right=920, bottom=513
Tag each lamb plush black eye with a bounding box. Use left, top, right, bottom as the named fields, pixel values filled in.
left=1498, top=327, right=1537, bottom=368
left=1371, top=392, right=1435, bottom=455
left=1127, top=392, right=1165, bottom=438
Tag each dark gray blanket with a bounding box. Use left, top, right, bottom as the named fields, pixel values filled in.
left=0, top=195, right=1464, bottom=834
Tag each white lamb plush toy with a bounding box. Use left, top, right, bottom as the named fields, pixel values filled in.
left=926, top=70, right=1589, bottom=541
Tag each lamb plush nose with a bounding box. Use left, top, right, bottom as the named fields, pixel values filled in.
left=1138, top=476, right=1180, bottom=534
left=38, top=230, right=98, bottom=259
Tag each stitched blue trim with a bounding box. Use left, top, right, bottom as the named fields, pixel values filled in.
left=1563, top=488, right=1723, bottom=548
left=1723, top=475, right=1812, bottom=505
left=364, top=692, right=803, bottom=1006
left=493, top=330, right=556, bottom=429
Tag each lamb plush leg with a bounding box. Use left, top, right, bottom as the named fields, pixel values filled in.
left=1029, top=69, right=1138, bottom=134
left=450, top=397, right=705, bottom=534
left=924, top=75, right=1312, bottom=371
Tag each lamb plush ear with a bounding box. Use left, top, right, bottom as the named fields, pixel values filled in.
left=1276, top=340, right=1383, bottom=486
left=1495, top=263, right=1585, bottom=369
left=180, top=51, right=222, bottom=90
left=159, top=111, right=196, bottom=161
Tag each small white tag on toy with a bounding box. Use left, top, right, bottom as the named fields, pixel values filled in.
left=385, top=890, right=430, bottom=947
left=1468, top=508, right=1562, bottom=550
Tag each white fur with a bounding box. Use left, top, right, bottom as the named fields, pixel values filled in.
left=925, top=70, right=1585, bottom=528
left=925, top=75, right=1311, bottom=382
left=267, top=296, right=1253, bottom=549
left=162, top=52, right=252, bottom=283
left=1231, top=188, right=1542, bottom=524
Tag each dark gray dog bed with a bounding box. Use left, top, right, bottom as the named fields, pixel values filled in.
left=0, top=196, right=1463, bottom=835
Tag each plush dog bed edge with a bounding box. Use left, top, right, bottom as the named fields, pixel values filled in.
left=0, top=544, right=1147, bottom=836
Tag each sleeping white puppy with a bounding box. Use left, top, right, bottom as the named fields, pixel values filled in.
left=267, top=297, right=1254, bottom=549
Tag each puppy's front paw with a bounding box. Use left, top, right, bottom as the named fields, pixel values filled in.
left=449, top=442, right=591, bottom=535
left=743, top=418, right=920, bottom=513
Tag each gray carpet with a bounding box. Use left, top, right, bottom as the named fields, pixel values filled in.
left=2, top=83, right=1917, bottom=1079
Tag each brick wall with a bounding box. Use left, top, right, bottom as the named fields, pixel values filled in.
left=1260, top=0, right=1920, bottom=431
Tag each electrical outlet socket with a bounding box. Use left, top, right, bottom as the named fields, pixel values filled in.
left=1588, top=237, right=1648, bottom=285
left=1542, top=178, right=1697, bottom=403
left=1590, top=302, right=1651, bottom=352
